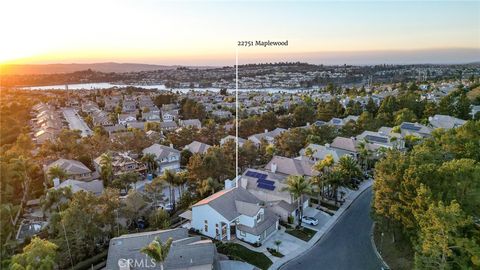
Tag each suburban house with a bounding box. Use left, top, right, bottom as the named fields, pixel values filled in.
left=45, top=158, right=94, bottom=181
left=184, top=141, right=211, bottom=155
left=265, top=156, right=317, bottom=178
left=248, top=128, right=286, bottom=146
left=428, top=114, right=466, bottom=130
left=52, top=179, right=104, bottom=196
left=179, top=119, right=202, bottom=129
left=92, top=110, right=113, bottom=126
left=191, top=186, right=279, bottom=245
left=211, top=110, right=232, bottom=119
left=122, top=100, right=137, bottom=113
left=299, top=143, right=340, bottom=162
left=142, top=144, right=181, bottom=173
left=106, top=228, right=216, bottom=270
left=142, top=111, right=161, bottom=122
left=220, top=135, right=247, bottom=147
left=118, top=113, right=137, bottom=125
left=328, top=136, right=359, bottom=159
left=161, top=109, right=179, bottom=122
left=356, top=130, right=404, bottom=150
left=237, top=166, right=309, bottom=223
left=160, top=121, right=178, bottom=132
left=399, top=122, right=433, bottom=138
left=94, top=151, right=147, bottom=177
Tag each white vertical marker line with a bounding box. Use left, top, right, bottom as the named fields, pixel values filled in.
left=235, top=46, right=239, bottom=180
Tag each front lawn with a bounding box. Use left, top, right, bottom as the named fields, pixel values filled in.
left=286, top=227, right=317, bottom=242
left=215, top=242, right=272, bottom=270
left=267, top=247, right=284, bottom=258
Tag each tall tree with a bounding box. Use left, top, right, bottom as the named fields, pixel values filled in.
left=282, top=175, right=311, bottom=227
left=10, top=237, right=58, bottom=270
left=99, top=153, right=114, bottom=187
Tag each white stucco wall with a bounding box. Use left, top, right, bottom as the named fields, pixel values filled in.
left=191, top=204, right=231, bottom=240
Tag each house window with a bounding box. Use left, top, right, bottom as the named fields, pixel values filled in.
left=204, top=220, right=208, bottom=232
left=257, top=213, right=263, bottom=222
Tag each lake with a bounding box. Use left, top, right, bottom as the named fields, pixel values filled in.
left=21, top=82, right=311, bottom=93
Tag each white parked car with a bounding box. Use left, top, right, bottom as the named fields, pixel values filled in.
left=302, top=216, right=319, bottom=226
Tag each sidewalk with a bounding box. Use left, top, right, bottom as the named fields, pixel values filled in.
left=268, top=179, right=373, bottom=270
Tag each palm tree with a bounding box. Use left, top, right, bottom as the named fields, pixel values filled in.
left=141, top=153, right=157, bottom=175
left=337, top=155, right=362, bottom=189
left=47, top=165, right=68, bottom=182
left=312, top=154, right=335, bottom=201
left=282, top=175, right=311, bottom=228
left=140, top=237, right=173, bottom=270
left=325, top=168, right=345, bottom=206
left=274, top=240, right=282, bottom=253
left=175, top=171, right=188, bottom=200
left=100, top=153, right=113, bottom=187
left=198, top=177, right=219, bottom=198
left=357, top=141, right=371, bottom=171
left=161, top=170, right=178, bottom=210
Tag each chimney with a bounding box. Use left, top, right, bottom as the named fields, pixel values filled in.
left=169, top=143, right=174, bottom=148
left=53, top=178, right=60, bottom=187
left=306, top=122, right=310, bottom=126
left=325, top=143, right=330, bottom=148
left=264, top=129, right=268, bottom=133
left=271, top=162, right=277, bottom=174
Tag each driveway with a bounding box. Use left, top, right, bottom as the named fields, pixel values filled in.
left=281, top=187, right=384, bottom=270
left=302, top=207, right=332, bottom=230
left=263, top=229, right=304, bottom=256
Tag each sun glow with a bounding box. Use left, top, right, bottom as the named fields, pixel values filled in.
left=0, top=0, right=478, bottom=65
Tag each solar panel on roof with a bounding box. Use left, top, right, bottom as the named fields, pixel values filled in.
left=401, top=123, right=421, bottom=131
left=365, top=135, right=389, bottom=144
left=257, top=182, right=275, bottom=191
left=257, top=179, right=275, bottom=185
left=257, top=173, right=267, bottom=180
left=245, top=171, right=256, bottom=177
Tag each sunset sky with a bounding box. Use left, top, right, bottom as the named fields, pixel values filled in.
left=1, top=0, right=479, bottom=65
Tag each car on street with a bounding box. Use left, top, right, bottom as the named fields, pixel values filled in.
left=302, top=216, right=319, bottom=226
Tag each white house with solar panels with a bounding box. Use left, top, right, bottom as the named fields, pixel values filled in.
left=190, top=186, right=279, bottom=245
left=356, top=130, right=405, bottom=150
left=399, top=122, right=433, bottom=138
left=238, top=159, right=314, bottom=222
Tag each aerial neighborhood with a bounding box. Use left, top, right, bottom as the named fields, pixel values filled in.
left=1, top=63, right=480, bottom=270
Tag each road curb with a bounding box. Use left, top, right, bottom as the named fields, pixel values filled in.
left=370, top=222, right=391, bottom=270
left=271, top=181, right=373, bottom=270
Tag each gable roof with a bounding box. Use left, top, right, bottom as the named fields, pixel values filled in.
left=106, top=228, right=215, bottom=270
left=299, top=144, right=340, bottom=162
left=143, top=144, right=180, bottom=159
left=54, top=179, right=104, bottom=195
left=330, top=137, right=358, bottom=153
left=429, top=114, right=466, bottom=129
left=193, top=187, right=261, bottom=221
left=184, top=141, right=211, bottom=154
left=265, top=156, right=317, bottom=177
left=46, top=158, right=92, bottom=175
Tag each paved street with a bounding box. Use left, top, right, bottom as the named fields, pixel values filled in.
left=62, top=108, right=92, bottom=137
left=281, top=187, right=384, bottom=270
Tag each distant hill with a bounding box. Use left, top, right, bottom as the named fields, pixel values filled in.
left=0, top=62, right=180, bottom=75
